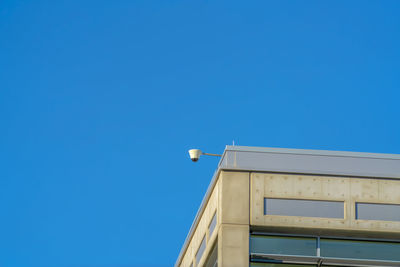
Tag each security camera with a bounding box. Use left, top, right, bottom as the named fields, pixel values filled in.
left=189, top=149, right=202, bottom=162
left=188, top=149, right=222, bottom=162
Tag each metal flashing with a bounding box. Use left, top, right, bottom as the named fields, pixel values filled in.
left=220, top=146, right=400, bottom=179
left=225, top=145, right=400, bottom=160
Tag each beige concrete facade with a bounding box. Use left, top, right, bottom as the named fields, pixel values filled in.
left=218, top=224, right=249, bottom=267
left=218, top=171, right=249, bottom=267
left=251, top=173, right=400, bottom=237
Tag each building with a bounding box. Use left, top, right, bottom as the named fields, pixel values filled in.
left=175, top=145, right=400, bottom=267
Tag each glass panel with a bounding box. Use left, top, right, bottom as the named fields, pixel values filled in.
left=356, top=202, right=400, bottom=221
left=250, top=263, right=314, bottom=267
left=204, top=243, right=217, bottom=267
left=264, top=198, right=344, bottom=219
left=250, top=235, right=317, bottom=256
left=209, top=212, right=217, bottom=237
left=320, top=238, right=400, bottom=261
left=196, top=235, right=206, bottom=265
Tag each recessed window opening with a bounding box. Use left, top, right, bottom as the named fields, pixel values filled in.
left=204, top=242, right=218, bottom=267
left=264, top=198, right=344, bottom=219
left=356, top=202, right=400, bottom=222
left=208, top=212, right=217, bottom=238
left=196, top=235, right=206, bottom=265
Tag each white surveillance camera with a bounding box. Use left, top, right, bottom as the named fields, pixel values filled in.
left=189, top=149, right=202, bottom=162
left=188, top=149, right=221, bottom=162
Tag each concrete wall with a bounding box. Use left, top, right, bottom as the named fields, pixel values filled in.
left=218, top=171, right=249, bottom=267
left=251, top=173, right=400, bottom=237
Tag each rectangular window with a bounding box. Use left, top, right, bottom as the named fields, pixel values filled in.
left=196, top=235, right=206, bottom=265
left=250, top=235, right=317, bottom=256
left=356, top=202, right=400, bottom=221
left=204, top=243, right=218, bottom=267
left=208, top=212, right=217, bottom=238
left=250, top=262, right=316, bottom=267
left=250, top=264, right=315, bottom=267
left=250, top=234, right=400, bottom=265
left=264, top=198, right=344, bottom=219
left=320, top=238, right=400, bottom=261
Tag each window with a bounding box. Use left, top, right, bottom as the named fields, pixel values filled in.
left=204, top=243, right=218, bottom=267
left=264, top=198, right=344, bottom=219
left=251, top=264, right=316, bottom=267
left=320, top=238, right=400, bottom=261
left=250, top=234, right=400, bottom=265
left=209, top=212, right=217, bottom=238
left=196, top=235, right=206, bottom=265
left=250, top=235, right=317, bottom=256
left=356, top=202, right=400, bottom=221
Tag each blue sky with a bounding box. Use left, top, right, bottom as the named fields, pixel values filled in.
left=1, top=1, right=400, bottom=266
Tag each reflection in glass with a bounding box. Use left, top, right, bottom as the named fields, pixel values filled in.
left=209, top=212, right=217, bottom=237
left=196, top=235, right=206, bottom=265
left=356, top=202, right=400, bottom=221
left=320, top=238, right=400, bottom=261
left=251, top=235, right=317, bottom=256
left=250, top=263, right=314, bottom=267
left=264, top=198, right=344, bottom=219
left=204, top=243, right=217, bottom=267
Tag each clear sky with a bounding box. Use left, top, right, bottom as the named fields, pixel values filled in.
left=1, top=1, right=400, bottom=266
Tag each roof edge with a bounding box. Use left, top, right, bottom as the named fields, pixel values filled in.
left=225, top=145, right=400, bottom=160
